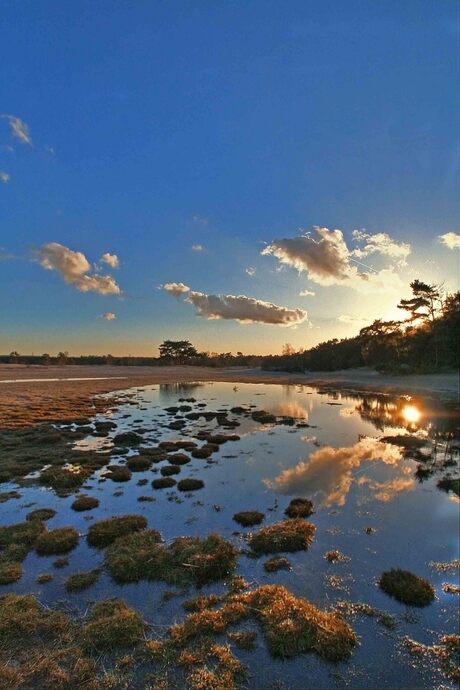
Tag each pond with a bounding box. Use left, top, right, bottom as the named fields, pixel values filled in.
left=0, top=381, right=459, bottom=689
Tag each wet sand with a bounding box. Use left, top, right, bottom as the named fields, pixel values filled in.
left=1, top=364, right=458, bottom=428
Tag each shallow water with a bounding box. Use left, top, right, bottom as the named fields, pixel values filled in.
left=1, top=381, right=459, bottom=689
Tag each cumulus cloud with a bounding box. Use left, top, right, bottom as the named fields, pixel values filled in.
left=100, top=252, right=119, bottom=269
left=267, top=438, right=403, bottom=506
left=0, top=171, right=10, bottom=183
left=35, top=242, right=121, bottom=295
left=352, top=230, right=411, bottom=265
left=262, top=226, right=406, bottom=291
left=191, top=244, right=205, bottom=252
left=439, top=232, right=460, bottom=249
left=299, top=289, right=315, bottom=297
left=161, top=282, right=191, bottom=296
left=185, top=290, right=308, bottom=326
left=262, top=227, right=352, bottom=285
left=101, top=312, right=116, bottom=321
left=2, top=114, right=32, bottom=145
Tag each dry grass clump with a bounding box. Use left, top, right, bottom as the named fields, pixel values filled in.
left=167, top=453, right=191, bottom=465
left=82, top=598, right=146, bottom=653
left=26, top=508, right=56, bottom=521
left=264, top=556, right=291, bottom=573
left=177, top=479, right=204, bottom=492
left=87, top=514, right=147, bottom=548
left=233, top=511, right=264, bottom=527
left=161, top=584, right=356, bottom=663
left=152, top=477, right=177, bottom=489
left=191, top=448, right=213, bottom=459
left=249, top=519, right=315, bottom=554
left=284, top=498, right=314, bottom=518
left=65, top=569, right=100, bottom=592
left=402, top=633, right=460, bottom=682
left=334, top=600, right=396, bottom=630
left=0, top=593, right=69, bottom=644
left=35, top=527, right=79, bottom=555
left=161, top=464, right=181, bottom=476
left=442, top=582, right=460, bottom=594
left=71, top=495, right=99, bottom=511
left=126, top=455, right=152, bottom=471
left=107, top=465, right=132, bottom=482
left=183, top=594, right=223, bottom=613
left=379, top=569, right=435, bottom=607
left=324, top=550, right=350, bottom=563
left=36, top=573, right=53, bottom=584
left=0, top=560, right=22, bottom=585
left=0, top=519, right=45, bottom=549
left=227, top=631, right=257, bottom=650
left=39, top=466, right=88, bottom=492
left=105, top=532, right=237, bottom=587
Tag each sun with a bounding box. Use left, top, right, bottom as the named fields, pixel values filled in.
left=402, top=404, right=421, bottom=425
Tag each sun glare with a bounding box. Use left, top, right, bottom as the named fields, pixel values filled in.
left=402, top=404, right=421, bottom=425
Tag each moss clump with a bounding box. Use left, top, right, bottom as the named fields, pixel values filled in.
left=379, top=569, right=435, bottom=606
left=81, top=598, right=146, bottom=653
left=105, top=532, right=237, bottom=587
left=264, top=556, right=291, bottom=573
left=0, top=561, right=22, bottom=585
left=36, top=573, right=53, bottom=584
left=167, top=453, right=191, bottom=465
left=39, top=466, right=87, bottom=491
left=177, top=479, right=204, bottom=492
left=284, top=498, right=314, bottom=518
left=35, top=527, right=79, bottom=555
left=0, top=520, right=45, bottom=549
left=249, top=519, right=315, bottom=554
left=152, top=477, right=176, bottom=489
left=161, top=464, right=181, bottom=477
left=26, top=508, right=56, bottom=522
left=107, top=466, right=132, bottom=482
left=71, top=495, right=99, bottom=511
left=53, top=557, right=69, bottom=569
left=87, top=514, right=147, bottom=548
left=65, top=569, right=100, bottom=592
left=191, top=448, right=212, bottom=459
left=233, top=511, right=264, bottom=527
left=126, top=455, right=152, bottom=471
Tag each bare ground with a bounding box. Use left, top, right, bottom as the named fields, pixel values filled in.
left=1, top=364, right=458, bottom=428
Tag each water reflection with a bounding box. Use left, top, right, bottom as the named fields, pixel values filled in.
left=267, top=438, right=405, bottom=506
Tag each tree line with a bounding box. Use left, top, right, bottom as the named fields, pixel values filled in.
left=262, top=280, right=460, bottom=374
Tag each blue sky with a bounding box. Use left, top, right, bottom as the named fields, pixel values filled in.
left=0, top=0, right=459, bottom=356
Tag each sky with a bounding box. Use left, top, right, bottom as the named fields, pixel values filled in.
left=0, top=0, right=459, bottom=357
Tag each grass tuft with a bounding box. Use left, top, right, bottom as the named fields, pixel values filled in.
left=249, top=519, right=315, bottom=554
left=284, top=498, right=314, bottom=518
left=379, top=569, right=435, bottom=606
left=87, top=515, right=147, bottom=548
left=233, top=511, right=264, bottom=527
left=65, top=569, right=100, bottom=592
left=35, top=527, right=79, bottom=555
left=71, top=495, right=99, bottom=511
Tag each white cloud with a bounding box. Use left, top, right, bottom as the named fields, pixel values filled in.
left=185, top=290, right=308, bottom=326
left=266, top=438, right=403, bottom=506
left=338, top=314, right=369, bottom=325
left=2, top=114, right=32, bottom=145
left=0, top=171, right=10, bottom=183
left=35, top=242, right=121, bottom=295
left=262, top=227, right=352, bottom=285
left=100, top=252, right=120, bottom=269
left=299, top=289, right=315, bottom=297
left=245, top=267, right=256, bottom=276
left=262, top=226, right=406, bottom=292
left=192, top=214, right=209, bottom=225
left=101, top=312, right=116, bottom=321
left=439, top=232, right=460, bottom=250
left=191, top=244, right=205, bottom=252
left=161, top=282, right=191, bottom=296
left=352, top=230, right=411, bottom=265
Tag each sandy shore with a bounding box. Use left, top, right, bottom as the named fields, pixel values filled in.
left=1, top=364, right=458, bottom=428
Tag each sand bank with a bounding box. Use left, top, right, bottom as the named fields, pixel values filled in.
left=1, top=364, right=458, bottom=428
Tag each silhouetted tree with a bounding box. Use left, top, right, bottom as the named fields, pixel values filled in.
left=159, top=340, right=198, bottom=364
